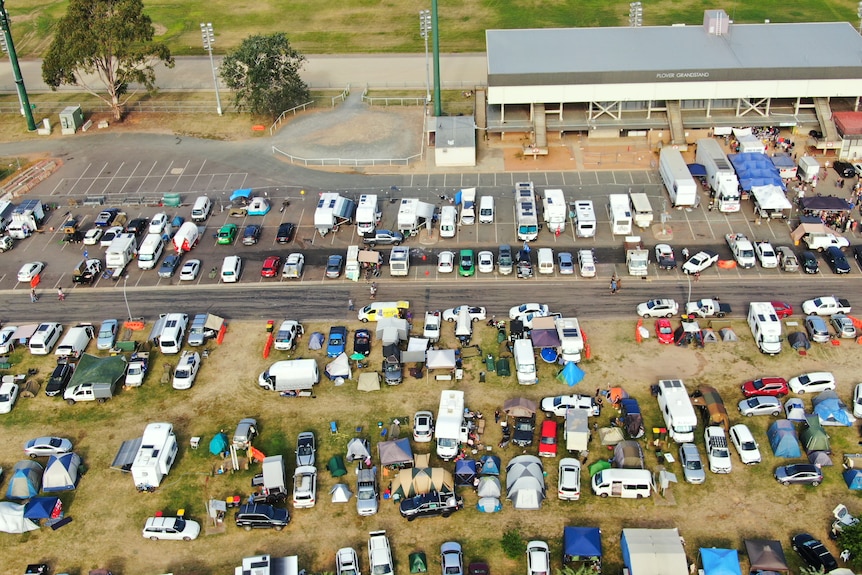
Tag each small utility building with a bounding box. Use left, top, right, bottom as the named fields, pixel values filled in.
left=433, top=116, right=476, bottom=167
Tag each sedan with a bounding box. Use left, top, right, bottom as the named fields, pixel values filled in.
left=413, top=410, right=434, bottom=443
left=741, top=376, right=789, bottom=398
left=854, top=383, right=862, bottom=418
left=100, top=226, right=123, bottom=247
left=438, top=250, right=455, bottom=273
left=158, top=254, right=182, bottom=278
left=276, top=222, right=296, bottom=244
left=179, top=259, right=201, bottom=281
left=770, top=301, right=793, bottom=318
left=327, top=326, right=348, bottom=357
left=261, top=255, right=282, bottom=278
left=655, top=318, right=674, bottom=344
left=325, top=255, right=344, bottom=279
left=24, top=436, right=73, bottom=458
left=242, top=224, right=262, bottom=246
left=679, top=442, right=706, bottom=485
left=526, top=541, right=550, bottom=575
left=509, top=303, right=549, bottom=320
left=353, top=329, right=371, bottom=356
left=801, top=250, right=819, bottom=274
left=738, top=396, right=781, bottom=417
left=458, top=249, right=475, bottom=277
left=97, top=319, right=119, bottom=350
left=557, top=252, right=575, bottom=274
left=681, top=250, right=719, bottom=274
left=443, top=306, right=487, bottom=322
left=655, top=244, right=676, bottom=269
left=82, top=228, right=103, bottom=245
left=441, top=542, right=464, bottom=575
left=336, top=547, right=360, bottom=575
left=295, top=431, right=316, bottom=467
left=832, top=314, right=857, bottom=338
left=791, top=533, right=838, bottom=572
left=825, top=246, right=851, bottom=274
left=804, top=315, right=830, bottom=343
left=0, top=381, right=19, bottom=414
left=789, top=372, right=836, bottom=394
left=775, top=463, right=823, bottom=486
left=557, top=458, right=581, bottom=500
left=477, top=251, right=495, bottom=273
left=17, top=261, right=44, bottom=282
left=636, top=298, right=679, bottom=318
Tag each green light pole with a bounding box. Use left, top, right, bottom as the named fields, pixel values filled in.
left=0, top=0, right=36, bottom=132
left=431, top=0, right=442, bottom=117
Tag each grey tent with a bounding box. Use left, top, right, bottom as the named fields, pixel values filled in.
left=744, top=539, right=789, bottom=573
left=426, top=349, right=457, bottom=370
left=503, top=397, right=537, bottom=418
left=378, top=438, right=413, bottom=467
left=613, top=441, right=645, bottom=469
left=308, top=332, right=324, bottom=350
left=788, top=332, right=811, bottom=351
left=719, top=328, right=738, bottom=342
left=505, top=455, right=546, bottom=510
left=403, top=338, right=429, bottom=363
left=477, top=476, right=502, bottom=498
left=346, top=438, right=371, bottom=462
left=42, top=453, right=82, bottom=492
left=702, top=328, right=718, bottom=343
left=0, top=502, right=39, bottom=533
left=6, top=460, right=43, bottom=501
left=357, top=372, right=381, bottom=392
left=330, top=483, right=352, bottom=503
left=808, top=450, right=834, bottom=467
left=325, top=352, right=352, bottom=381
left=376, top=318, right=409, bottom=343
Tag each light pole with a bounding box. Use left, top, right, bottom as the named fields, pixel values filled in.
left=122, top=275, right=132, bottom=320
left=0, top=0, right=35, bottom=131
left=858, top=1, right=862, bottom=34
left=419, top=10, right=432, bottom=105
left=200, top=23, right=223, bottom=116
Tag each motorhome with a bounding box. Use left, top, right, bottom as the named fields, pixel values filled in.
left=513, top=338, right=538, bottom=385
left=439, top=206, right=457, bottom=238
left=137, top=233, right=165, bottom=270
left=555, top=317, right=584, bottom=363
left=656, top=379, right=698, bottom=443
left=356, top=194, right=380, bottom=236
left=436, top=390, right=465, bottom=460
left=131, top=422, right=179, bottom=490
left=748, top=302, right=782, bottom=355
left=573, top=201, right=596, bottom=237
left=607, top=194, right=632, bottom=235
left=590, top=468, right=654, bottom=499
left=515, top=182, right=539, bottom=241
left=542, top=189, right=567, bottom=234
left=389, top=247, right=409, bottom=277
left=459, top=187, right=476, bottom=225
left=629, top=193, right=654, bottom=228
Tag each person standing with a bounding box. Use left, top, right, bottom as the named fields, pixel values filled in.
left=681, top=247, right=690, bottom=260
left=57, top=287, right=66, bottom=301
left=348, top=298, right=355, bottom=311
left=30, top=288, right=38, bottom=303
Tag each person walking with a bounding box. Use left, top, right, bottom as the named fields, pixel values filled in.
left=57, top=287, right=66, bottom=301
left=348, top=298, right=355, bottom=311
left=30, top=288, right=38, bottom=303
left=681, top=247, right=690, bottom=260
left=610, top=277, right=618, bottom=294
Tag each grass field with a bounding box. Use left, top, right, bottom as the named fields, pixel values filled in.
left=5, top=0, right=861, bottom=57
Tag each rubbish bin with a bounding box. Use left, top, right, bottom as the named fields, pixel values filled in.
left=266, top=320, right=275, bottom=333
left=479, top=371, right=486, bottom=383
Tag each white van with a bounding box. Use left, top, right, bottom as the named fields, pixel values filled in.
left=159, top=313, right=189, bottom=355
left=439, top=206, right=457, bottom=238
left=55, top=324, right=94, bottom=358
left=537, top=248, right=555, bottom=274
left=137, top=234, right=165, bottom=270
left=513, top=338, right=537, bottom=385
left=656, top=379, right=698, bottom=443
left=479, top=196, right=495, bottom=224
left=190, top=196, right=212, bottom=222
left=590, top=468, right=654, bottom=499
left=29, top=322, right=63, bottom=355
left=221, top=255, right=242, bottom=283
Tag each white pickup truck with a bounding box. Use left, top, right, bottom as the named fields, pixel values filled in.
left=705, top=426, right=732, bottom=474
left=802, top=296, right=852, bottom=316
left=725, top=233, right=756, bottom=268
left=803, top=232, right=850, bottom=252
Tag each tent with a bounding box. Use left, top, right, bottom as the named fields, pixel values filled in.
left=357, top=372, right=381, bottom=392
left=325, top=352, right=352, bottom=381
left=620, top=398, right=645, bottom=439
left=505, top=455, right=546, bottom=510
left=767, top=420, right=801, bottom=458
left=750, top=184, right=793, bottom=218
left=563, top=526, right=603, bottom=566
left=480, top=455, right=501, bottom=476
left=42, top=453, right=82, bottom=492
left=477, top=496, right=503, bottom=513
left=378, top=438, right=413, bottom=467
left=557, top=362, right=585, bottom=387
left=330, top=483, right=352, bottom=503
left=209, top=432, right=229, bottom=455
left=699, top=548, right=742, bottom=575
left=783, top=398, right=806, bottom=422
left=589, top=460, right=612, bottom=476
left=376, top=317, right=409, bottom=343
left=813, top=390, right=855, bottom=427
left=455, top=459, right=478, bottom=486
left=530, top=317, right=561, bottom=348
left=788, top=332, right=810, bottom=351
left=727, top=152, right=785, bottom=191
left=800, top=195, right=852, bottom=212
left=808, top=451, right=833, bottom=467
left=327, top=456, right=347, bottom=477
left=844, top=469, right=862, bottom=490
left=391, top=467, right=454, bottom=499
left=791, top=222, right=848, bottom=244
left=613, top=441, right=645, bottom=469
left=496, top=358, right=511, bottom=376
left=66, top=353, right=126, bottom=391
left=6, top=460, right=43, bottom=501
left=719, top=327, right=738, bottom=342
left=409, top=552, right=428, bottom=574
left=23, top=497, right=62, bottom=520
left=800, top=415, right=830, bottom=453
left=608, top=387, right=629, bottom=406
left=503, top=397, right=537, bottom=418
left=621, top=528, right=688, bottom=575
left=426, top=349, right=457, bottom=370
left=403, top=338, right=429, bottom=363
left=0, top=502, right=39, bottom=533
left=230, top=188, right=252, bottom=203
left=598, top=427, right=625, bottom=446
left=308, top=332, right=324, bottom=350
left=346, top=438, right=371, bottom=462
left=477, top=476, right=502, bottom=498
left=744, top=539, right=789, bottom=573
left=690, top=385, right=730, bottom=431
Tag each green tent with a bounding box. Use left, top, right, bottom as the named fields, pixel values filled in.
left=496, top=358, right=511, bottom=377
left=328, top=455, right=347, bottom=477
left=800, top=415, right=830, bottom=453
left=409, top=552, right=428, bottom=573
left=589, top=460, right=611, bottom=477
left=66, top=353, right=127, bottom=389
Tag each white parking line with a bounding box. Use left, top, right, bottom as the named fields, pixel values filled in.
left=131, top=161, right=159, bottom=195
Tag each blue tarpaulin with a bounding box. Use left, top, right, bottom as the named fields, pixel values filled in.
left=728, top=153, right=786, bottom=192
left=813, top=390, right=854, bottom=426
left=687, top=163, right=707, bottom=177
left=230, top=188, right=252, bottom=202
left=557, top=361, right=585, bottom=387
left=700, top=548, right=742, bottom=575
left=563, top=526, right=602, bottom=561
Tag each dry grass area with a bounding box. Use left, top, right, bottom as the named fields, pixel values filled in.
left=0, top=317, right=860, bottom=575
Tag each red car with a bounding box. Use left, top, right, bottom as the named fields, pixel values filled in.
left=771, top=301, right=793, bottom=319
left=655, top=318, right=674, bottom=344
left=261, top=255, right=282, bottom=278
left=741, top=376, right=789, bottom=398
left=538, top=419, right=558, bottom=458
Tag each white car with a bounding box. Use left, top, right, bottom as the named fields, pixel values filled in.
left=283, top=253, right=305, bottom=279
left=802, top=296, right=851, bottom=316
left=179, top=259, right=201, bottom=281
left=526, top=541, right=550, bottom=575
left=540, top=394, right=598, bottom=417
left=438, top=251, right=455, bottom=273
left=557, top=458, right=581, bottom=500
left=854, top=384, right=862, bottom=418
left=755, top=242, right=779, bottom=268
left=336, top=547, right=360, bottom=575
left=368, top=531, right=393, bottom=575
left=682, top=250, right=719, bottom=275
left=17, top=261, right=44, bottom=282
left=292, top=466, right=317, bottom=508
left=477, top=250, right=495, bottom=273
left=789, top=372, right=836, bottom=394
left=148, top=212, right=169, bottom=235
left=82, top=228, right=103, bottom=245
left=172, top=351, right=201, bottom=390
left=578, top=249, right=596, bottom=277
left=142, top=516, right=201, bottom=541
left=100, top=225, right=124, bottom=247
left=442, top=306, right=486, bottom=322
left=509, top=303, right=549, bottom=320
left=423, top=311, right=441, bottom=342
left=413, top=410, right=434, bottom=442
left=729, top=424, right=761, bottom=464
left=738, top=396, right=782, bottom=417
left=636, top=298, right=679, bottom=318
left=0, top=381, right=19, bottom=414
left=126, top=356, right=148, bottom=386
left=0, top=325, right=18, bottom=354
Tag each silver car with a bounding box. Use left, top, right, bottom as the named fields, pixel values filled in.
left=804, top=315, right=831, bottom=343
left=831, top=314, right=857, bottom=339
left=356, top=468, right=379, bottom=516
left=295, top=431, right=316, bottom=467
left=678, top=442, right=706, bottom=484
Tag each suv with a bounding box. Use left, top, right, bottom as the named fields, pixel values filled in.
left=235, top=503, right=290, bottom=531
left=704, top=426, right=732, bottom=474
left=356, top=468, right=379, bottom=516
left=512, top=414, right=536, bottom=447
left=368, top=531, right=394, bottom=575
left=729, top=424, right=761, bottom=464
left=363, top=229, right=404, bottom=246
left=45, top=363, right=75, bottom=397
left=498, top=244, right=513, bottom=275
left=399, top=490, right=464, bottom=520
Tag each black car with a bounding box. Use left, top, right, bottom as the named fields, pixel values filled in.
left=801, top=251, right=819, bottom=274
left=158, top=254, right=182, bottom=278
left=824, top=246, right=851, bottom=274
left=363, top=229, right=404, bottom=246
left=242, top=224, right=262, bottom=246
left=834, top=161, right=856, bottom=178
left=399, top=490, right=464, bottom=520
left=234, top=503, right=290, bottom=531
left=853, top=245, right=862, bottom=270
left=276, top=222, right=296, bottom=244
left=512, top=414, right=536, bottom=446
left=354, top=328, right=371, bottom=356
left=94, top=208, right=121, bottom=227
left=516, top=249, right=533, bottom=279
left=45, top=363, right=75, bottom=397
left=791, top=533, right=838, bottom=572
left=125, top=218, right=149, bottom=237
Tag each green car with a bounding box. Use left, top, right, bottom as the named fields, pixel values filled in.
left=217, top=224, right=237, bottom=245
left=458, top=249, right=475, bottom=277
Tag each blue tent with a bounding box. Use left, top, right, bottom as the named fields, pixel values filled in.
left=479, top=455, right=501, bottom=476
left=209, top=432, right=229, bottom=456
left=455, top=459, right=478, bottom=486
left=23, top=497, right=62, bottom=520
left=6, top=460, right=42, bottom=501
left=230, top=188, right=252, bottom=202
left=767, top=420, right=801, bottom=458
left=563, top=526, right=602, bottom=563
left=812, top=390, right=854, bottom=426
left=556, top=362, right=585, bottom=387
left=844, top=469, right=862, bottom=490
left=700, top=548, right=742, bottom=575
left=728, top=153, right=786, bottom=191
left=42, top=453, right=81, bottom=492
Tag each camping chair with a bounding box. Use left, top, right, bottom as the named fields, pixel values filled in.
left=330, top=421, right=338, bottom=435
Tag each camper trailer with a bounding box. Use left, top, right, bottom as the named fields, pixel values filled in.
left=573, top=201, right=596, bottom=238
left=131, top=422, right=179, bottom=490
left=314, top=192, right=356, bottom=236
left=397, top=198, right=435, bottom=233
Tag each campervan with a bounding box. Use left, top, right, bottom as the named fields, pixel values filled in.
left=537, top=248, right=555, bottom=274
left=190, top=196, right=212, bottom=222
left=137, top=234, right=165, bottom=270
left=748, top=302, right=782, bottom=355
left=55, top=324, right=94, bottom=358
left=590, top=468, right=654, bottom=499
left=513, top=338, right=537, bottom=385
left=131, top=422, right=179, bottom=490
left=258, top=359, right=319, bottom=392
left=29, top=322, right=63, bottom=355
left=158, top=313, right=189, bottom=355
left=656, top=379, right=698, bottom=443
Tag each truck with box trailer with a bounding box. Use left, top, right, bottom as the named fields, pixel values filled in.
left=542, top=189, right=567, bottom=234
left=798, top=156, right=820, bottom=182
left=659, top=148, right=698, bottom=207
left=696, top=138, right=741, bottom=212
left=624, top=236, right=649, bottom=276
left=258, top=359, right=319, bottom=393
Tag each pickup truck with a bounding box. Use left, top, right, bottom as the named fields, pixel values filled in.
left=803, top=232, right=850, bottom=252
left=684, top=299, right=732, bottom=318
left=368, top=531, right=394, bottom=575
left=725, top=233, right=756, bottom=268
left=801, top=296, right=852, bottom=316
left=125, top=352, right=149, bottom=387
left=705, top=426, right=732, bottom=474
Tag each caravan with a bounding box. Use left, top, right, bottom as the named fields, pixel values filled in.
left=629, top=193, right=653, bottom=229
left=356, top=194, right=380, bottom=236
left=131, top=422, right=178, bottom=490
left=607, top=195, right=632, bottom=235
left=542, top=189, right=566, bottom=234
left=656, top=379, right=698, bottom=443
left=748, top=302, right=782, bottom=355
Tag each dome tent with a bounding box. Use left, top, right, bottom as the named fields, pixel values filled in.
left=209, top=432, right=229, bottom=455
left=6, top=460, right=42, bottom=501
left=42, top=453, right=82, bottom=492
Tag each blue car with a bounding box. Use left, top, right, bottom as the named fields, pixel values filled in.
left=97, top=319, right=119, bottom=350
left=327, top=326, right=348, bottom=357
